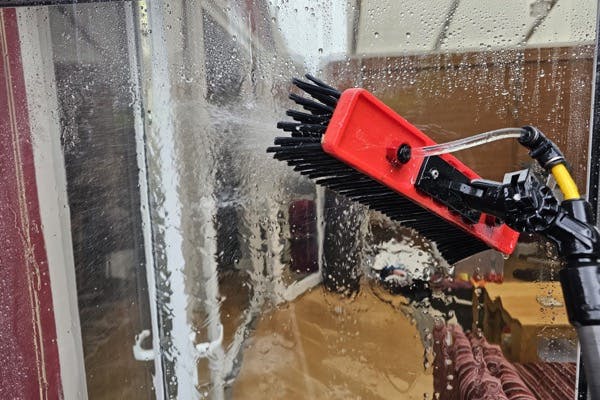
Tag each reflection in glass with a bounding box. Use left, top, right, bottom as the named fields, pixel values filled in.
left=15, top=0, right=597, bottom=398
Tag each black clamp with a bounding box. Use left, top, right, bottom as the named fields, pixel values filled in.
left=518, top=125, right=566, bottom=169
left=414, top=156, right=482, bottom=224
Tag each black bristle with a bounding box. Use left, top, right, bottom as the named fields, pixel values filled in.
left=288, top=159, right=340, bottom=168
left=276, top=122, right=327, bottom=135
left=291, top=82, right=339, bottom=109
left=292, top=78, right=341, bottom=103
left=289, top=93, right=334, bottom=115
left=293, top=163, right=346, bottom=172
left=274, top=137, right=320, bottom=145
left=271, top=76, right=491, bottom=265
left=286, top=110, right=331, bottom=124
left=268, top=143, right=323, bottom=154
left=305, top=169, right=357, bottom=179
left=337, top=187, right=392, bottom=197
left=316, top=175, right=372, bottom=186
left=304, top=74, right=341, bottom=93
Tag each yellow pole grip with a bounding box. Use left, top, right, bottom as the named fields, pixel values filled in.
left=551, top=163, right=580, bottom=200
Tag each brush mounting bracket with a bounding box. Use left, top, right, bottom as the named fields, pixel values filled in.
left=448, top=167, right=600, bottom=329
left=415, top=156, right=482, bottom=224
left=464, top=169, right=559, bottom=233
left=439, top=166, right=600, bottom=262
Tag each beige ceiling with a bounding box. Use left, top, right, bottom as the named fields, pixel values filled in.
left=355, top=0, right=596, bottom=55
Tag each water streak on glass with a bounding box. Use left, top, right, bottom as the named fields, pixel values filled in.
left=11, top=0, right=597, bottom=399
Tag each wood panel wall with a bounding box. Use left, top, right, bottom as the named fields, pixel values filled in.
left=326, top=46, right=594, bottom=189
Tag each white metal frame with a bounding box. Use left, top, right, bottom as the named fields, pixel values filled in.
left=137, top=2, right=227, bottom=398
left=134, top=2, right=326, bottom=398
left=124, top=2, right=167, bottom=398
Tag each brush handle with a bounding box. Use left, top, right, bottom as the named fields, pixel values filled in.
left=575, top=325, right=600, bottom=399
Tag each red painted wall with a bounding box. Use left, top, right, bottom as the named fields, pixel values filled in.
left=0, top=9, right=62, bottom=399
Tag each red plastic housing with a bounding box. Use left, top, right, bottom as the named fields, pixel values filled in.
left=322, top=88, right=519, bottom=255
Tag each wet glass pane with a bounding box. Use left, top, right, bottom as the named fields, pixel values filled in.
left=134, top=1, right=596, bottom=398
left=19, top=2, right=155, bottom=398
left=11, top=0, right=599, bottom=399
left=48, top=3, right=155, bottom=396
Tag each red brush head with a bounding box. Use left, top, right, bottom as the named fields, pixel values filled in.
left=322, top=88, right=519, bottom=255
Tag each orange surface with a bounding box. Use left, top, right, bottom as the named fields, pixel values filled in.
left=232, top=283, right=433, bottom=399
left=480, top=282, right=576, bottom=362
left=484, top=282, right=570, bottom=327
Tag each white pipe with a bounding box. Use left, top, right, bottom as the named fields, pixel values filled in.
left=179, top=4, right=227, bottom=398
left=196, top=194, right=225, bottom=400
left=145, top=1, right=199, bottom=397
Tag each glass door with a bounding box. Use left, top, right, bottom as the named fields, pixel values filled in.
left=17, top=3, right=158, bottom=398
left=6, top=0, right=599, bottom=399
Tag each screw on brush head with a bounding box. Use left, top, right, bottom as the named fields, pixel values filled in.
left=397, top=144, right=412, bottom=164
left=386, top=144, right=411, bottom=167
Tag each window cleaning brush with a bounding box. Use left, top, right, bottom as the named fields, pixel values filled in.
left=267, top=75, right=519, bottom=264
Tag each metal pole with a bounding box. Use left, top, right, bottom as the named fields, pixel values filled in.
left=579, top=1, right=600, bottom=398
